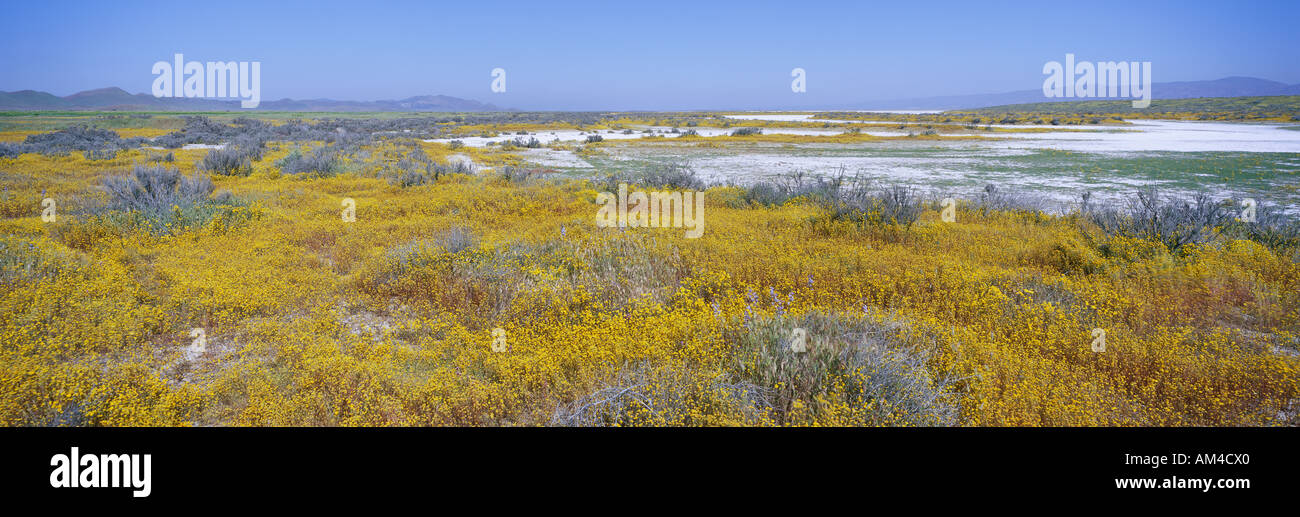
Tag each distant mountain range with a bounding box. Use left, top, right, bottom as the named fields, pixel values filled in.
left=854, top=77, right=1300, bottom=110
left=3, top=77, right=1300, bottom=112
left=0, top=87, right=504, bottom=112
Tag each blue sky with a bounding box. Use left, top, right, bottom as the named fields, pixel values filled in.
left=2, top=0, right=1298, bottom=109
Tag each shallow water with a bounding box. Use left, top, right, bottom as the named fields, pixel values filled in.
left=722, top=113, right=1300, bottom=154
left=989, top=120, right=1300, bottom=153
left=422, top=126, right=850, bottom=148
left=419, top=113, right=1300, bottom=214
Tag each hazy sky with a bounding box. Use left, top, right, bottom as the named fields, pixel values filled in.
left=2, top=0, right=1298, bottom=110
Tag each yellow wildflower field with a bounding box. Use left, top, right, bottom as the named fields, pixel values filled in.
left=1, top=117, right=1297, bottom=427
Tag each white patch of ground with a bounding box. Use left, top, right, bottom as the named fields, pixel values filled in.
left=723, top=111, right=945, bottom=122
left=722, top=114, right=1300, bottom=153
left=423, top=126, right=853, bottom=148
left=723, top=112, right=1097, bottom=129
left=447, top=153, right=475, bottom=168
left=143, top=144, right=227, bottom=150
left=517, top=148, right=594, bottom=169
left=722, top=113, right=823, bottom=122
left=987, top=120, right=1300, bottom=153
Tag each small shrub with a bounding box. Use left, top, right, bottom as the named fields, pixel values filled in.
left=145, top=151, right=175, bottom=163
left=972, top=184, right=1047, bottom=216
left=640, top=162, right=705, bottom=190
left=17, top=126, right=142, bottom=156
left=1220, top=200, right=1300, bottom=251
left=726, top=311, right=957, bottom=426
left=102, top=165, right=214, bottom=214
left=601, top=162, right=705, bottom=191
left=385, top=148, right=474, bottom=186
left=435, top=160, right=475, bottom=176
left=739, top=170, right=854, bottom=208
left=91, top=165, right=248, bottom=235
left=357, top=229, right=519, bottom=322
left=857, top=184, right=923, bottom=228
left=277, top=147, right=342, bottom=177
left=1084, top=189, right=1228, bottom=253
left=740, top=181, right=790, bottom=206
left=200, top=146, right=254, bottom=176
left=83, top=148, right=117, bottom=161
left=499, top=166, right=535, bottom=183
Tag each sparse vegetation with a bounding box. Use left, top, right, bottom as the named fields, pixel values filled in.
left=276, top=146, right=343, bottom=177
left=1083, top=189, right=1228, bottom=253
left=84, top=164, right=251, bottom=236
